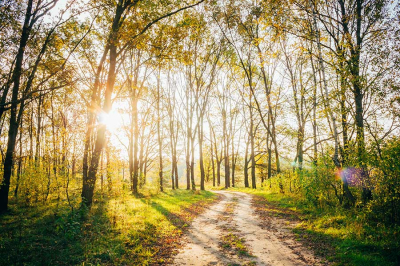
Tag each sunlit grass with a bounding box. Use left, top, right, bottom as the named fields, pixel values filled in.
left=226, top=186, right=400, bottom=266
left=0, top=188, right=216, bottom=265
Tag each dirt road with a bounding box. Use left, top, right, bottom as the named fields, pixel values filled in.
left=172, top=191, right=323, bottom=266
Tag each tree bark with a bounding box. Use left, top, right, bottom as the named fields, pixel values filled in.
left=244, top=136, right=250, bottom=188
left=0, top=0, right=33, bottom=212
left=199, top=115, right=205, bottom=190
left=157, top=69, right=163, bottom=192
left=82, top=1, right=125, bottom=206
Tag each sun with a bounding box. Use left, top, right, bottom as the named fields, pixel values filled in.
left=98, top=109, right=122, bottom=133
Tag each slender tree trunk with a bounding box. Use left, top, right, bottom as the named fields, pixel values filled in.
left=267, top=111, right=272, bottom=180
left=250, top=116, right=256, bottom=189
left=310, top=54, right=318, bottom=169
left=29, top=107, right=34, bottom=160
left=217, top=160, right=221, bottom=187
left=100, top=149, right=104, bottom=191
left=35, top=94, right=42, bottom=163
left=174, top=158, right=179, bottom=189
left=139, top=131, right=145, bottom=187
left=51, top=95, right=59, bottom=200
left=169, top=117, right=176, bottom=189
left=311, top=0, right=340, bottom=168
left=0, top=0, right=33, bottom=212
left=186, top=130, right=191, bottom=190
left=198, top=116, right=205, bottom=190
left=82, top=9, right=124, bottom=206
left=186, top=91, right=191, bottom=190
left=190, top=134, right=196, bottom=190
left=82, top=45, right=108, bottom=193
left=210, top=124, right=216, bottom=187
left=256, top=44, right=280, bottom=174
left=298, top=126, right=304, bottom=170
left=132, top=93, right=140, bottom=194
left=72, top=140, right=76, bottom=180
left=82, top=1, right=126, bottom=206
left=338, top=61, right=355, bottom=207
left=106, top=139, right=112, bottom=193
left=223, top=110, right=230, bottom=188
left=171, top=161, right=175, bottom=190
left=244, top=136, right=249, bottom=188
left=129, top=112, right=134, bottom=191
left=170, top=124, right=175, bottom=190
left=157, top=70, right=163, bottom=192
left=231, top=139, right=235, bottom=187
left=14, top=128, right=23, bottom=198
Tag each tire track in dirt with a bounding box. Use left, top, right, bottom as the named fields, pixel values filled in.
left=172, top=192, right=236, bottom=266
left=172, top=191, right=324, bottom=266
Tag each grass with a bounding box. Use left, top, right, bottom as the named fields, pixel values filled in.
left=226, top=187, right=400, bottom=266
left=220, top=233, right=253, bottom=257
left=0, top=188, right=217, bottom=265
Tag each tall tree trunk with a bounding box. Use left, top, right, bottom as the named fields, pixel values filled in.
left=169, top=115, right=176, bottom=189
left=186, top=91, right=191, bottom=190
left=82, top=45, right=108, bottom=197
left=174, top=158, right=179, bottom=189
left=129, top=110, right=134, bottom=191
left=310, top=54, right=318, bottom=169
left=138, top=130, right=145, bottom=187
left=132, top=92, right=139, bottom=193
left=82, top=1, right=126, bottom=206
left=186, top=130, right=191, bottom=190
left=256, top=44, right=280, bottom=174
left=231, top=139, right=235, bottom=187
left=250, top=105, right=256, bottom=189
left=211, top=150, right=216, bottom=187
left=190, top=134, right=196, bottom=190
left=338, top=59, right=355, bottom=207
left=210, top=124, right=216, bottom=187
left=14, top=127, right=23, bottom=199
left=35, top=94, right=42, bottom=163
left=106, top=139, right=112, bottom=193
left=0, top=0, right=34, bottom=212
left=311, top=0, right=340, bottom=168
left=217, top=160, right=221, bottom=187
left=157, top=70, right=163, bottom=192
left=100, top=149, right=104, bottom=191
left=199, top=116, right=205, bottom=190
left=223, top=110, right=230, bottom=188
left=267, top=111, right=272, bottom=180
left=244, top=136, right=249, bottom=188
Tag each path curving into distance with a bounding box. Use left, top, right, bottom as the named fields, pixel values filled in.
left=172, top=191, right=325, bottom=266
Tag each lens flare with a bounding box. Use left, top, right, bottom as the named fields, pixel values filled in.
left=335, top=167, right=364, bottom=187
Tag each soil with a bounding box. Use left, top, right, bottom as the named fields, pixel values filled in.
left=171, top=191, right=326, bottom=266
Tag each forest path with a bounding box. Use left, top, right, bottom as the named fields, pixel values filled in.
left=171, top=191, right=323, bottom=266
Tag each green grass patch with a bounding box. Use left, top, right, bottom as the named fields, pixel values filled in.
left=0, top=189, right=216, bottom=265
left=226, top=187, right=400, bottom=266
left=220, top=233, right=253, bottom=257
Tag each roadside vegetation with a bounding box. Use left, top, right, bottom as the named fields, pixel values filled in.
left=0, top=188, right=216, bottom=265
left=227, top=185, right=400, bottom=266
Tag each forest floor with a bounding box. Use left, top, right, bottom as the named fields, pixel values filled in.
left=172, top=191, right=325, bottom=266
left=0, top=189, right=218, bottom=265
left=2, top=188, right=398, bottom=265
left=211, top=188, right=400, bottom=266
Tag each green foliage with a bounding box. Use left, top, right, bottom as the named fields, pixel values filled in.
left=228, top=187, right=400, bottom=266
left=367, top=137, right=400, bottom=224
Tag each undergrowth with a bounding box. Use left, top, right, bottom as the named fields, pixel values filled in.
left=227, top=187, right=400, bottom=266
left=0, top=189, right=216, bottom=265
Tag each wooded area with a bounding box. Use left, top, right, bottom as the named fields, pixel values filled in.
left=0, top=0, right=399, bottom=265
